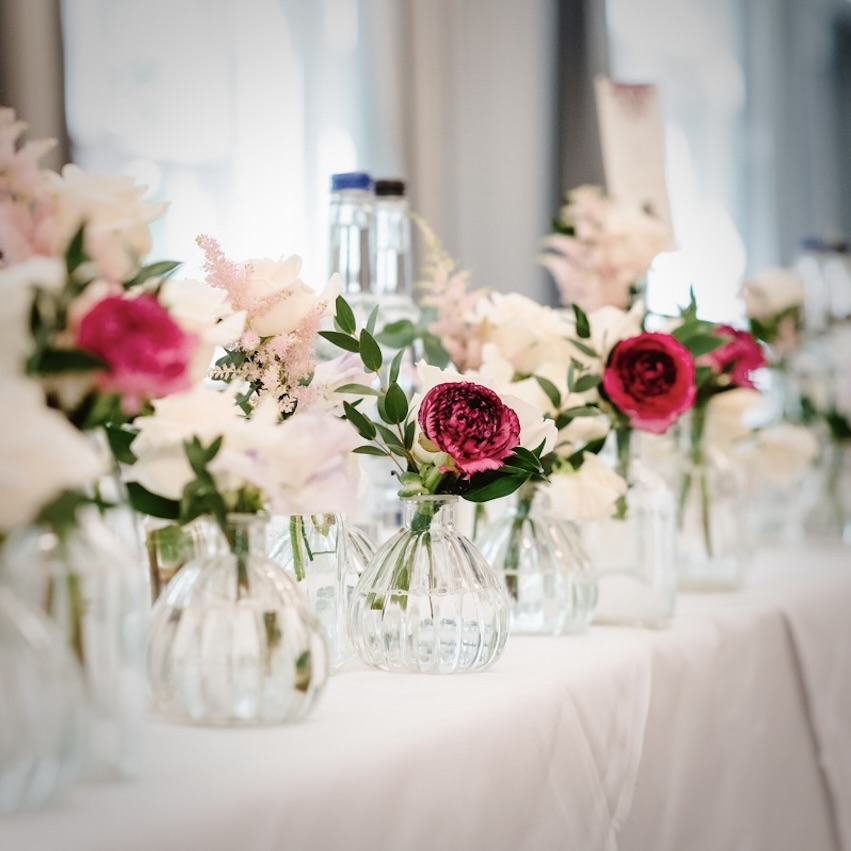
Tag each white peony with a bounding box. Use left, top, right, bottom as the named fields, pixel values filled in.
left=44, top=164, right=166, bottom=283
left=546, top=454, right=627, bottom=522
left=0, top=375, right=104, bottom=532
left=0, top=256, right=65, bottom=371
left=744, top=423, right=819, bottom=489
left=742, top=267, right=805, bottom=320
left=244, top=257, right=340, bottom=337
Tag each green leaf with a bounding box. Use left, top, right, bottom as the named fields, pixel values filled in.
left=572, top=303, right=591, bottom=339
left=404, top=419, right=416, bottom=449
left=534, top=375, right=561, bottom=409
left=383, top=382, right=409, bottom=424
left=572, top=373, right=602, bottom=393
left=105, top=425, right=137, bottom=465
left=555, top=405, right=601, bottom=430
left=335, top=296, right=357, bottom=335
left=353, top=445, right=390, bottom=457
left=31, top=346, right=107, bottom=374
left=389, top=349, right=405, bottom=386
left=124, top=259, right=182, bottom=289
left=65, top=225, right=88, bottom=274
left=318, top=330, right=360, bottom=353
left=374, top=422, right=406, bottom=451
left=335, top=382, right=380, bottom=397
left=672, top=318, right=717, bottom=342
left=126, top=481, right=181, bottom=520
left=376, top=319, right=417, bottom=349
left=570, top=338, right=598, bottom=358
left=342, top=400, right=377, bottom=440
left=695, top=365, right=716, bottom=388
left=366, top=305, right=380, bottom=336
left=463, top=475, right=528, bottom=503
left=684, top=334, right=725, bottom=357
left=422, top=333, right=451, bottom=369
left=359, top=329, right=383, bottom=372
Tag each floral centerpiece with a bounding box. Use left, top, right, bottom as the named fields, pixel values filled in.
left=319, top=294, right=556, bottom=670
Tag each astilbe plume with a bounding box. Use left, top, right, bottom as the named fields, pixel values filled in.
left=415, top=217, right=486, bottom=372
left=197, top=235, right=321, bottom=417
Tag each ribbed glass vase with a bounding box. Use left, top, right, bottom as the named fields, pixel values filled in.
left=2, top=507, right=148, bottom=780
left=583, top=428, right=677, bottom=628
left=268, top=514, right=375, bottom=672
left=349, top=495, right=509, bottom=674
left=147, top=514, right=329, bottom=726
left=476, top=481, right=598, bottom=635
left=0, top=586, right=87, bottom=813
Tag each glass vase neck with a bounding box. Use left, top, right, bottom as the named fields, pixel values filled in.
left=220, top=513, right=269, bottom=555
left=401, top=495, right=458, bottom=530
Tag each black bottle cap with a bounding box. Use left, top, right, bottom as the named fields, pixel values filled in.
left=375, top=178, right=406, bottom=197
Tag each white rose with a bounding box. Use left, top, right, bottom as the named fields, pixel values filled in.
left=744, top=423, right=819, bottom=489
left=473, top=291, right=574, bottom=375
left=547, top=454, right=627, bottom=522
left=244, top=257, right=340, bottom=337
left=0, top=257, right=65, bottom=371
left=742, top=267, right=805, bottom=320
left=128, top=384, right=251, bottom=499
left=45, top=165, right=166, bottom=282
left=0, top=375, right=104, bottom=532
left=586, top=300, right=644, bottom=361
left=704, top=388, right=764, bottom=448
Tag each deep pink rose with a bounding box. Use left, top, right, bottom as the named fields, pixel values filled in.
left=75, top=294, right=198, bottom=413
left=418, top=381, right=521, bottom=475
left=700, top=325, right=766, bottom=389
left=603, top=332, right=696, bottom=434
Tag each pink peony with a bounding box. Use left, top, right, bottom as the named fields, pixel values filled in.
left=700, top=325, right=766, bottom=389
left=603, top=332, right=696, bottom=434
left=418, top=381, right=521, bottom=476
left=75, top=294, right=199, bottom=413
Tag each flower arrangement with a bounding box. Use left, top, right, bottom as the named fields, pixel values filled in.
left=539, top=184, right=670, bottom=313
left=741, top=267, right=805, bottom=363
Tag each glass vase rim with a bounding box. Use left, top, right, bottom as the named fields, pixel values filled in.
left=398, top=493, right=460, bottom=505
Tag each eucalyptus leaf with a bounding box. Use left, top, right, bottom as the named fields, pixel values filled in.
left=359, top=329, right=383, bottom=372
left=318, top=330, right=360, bottom=354
left=383, top=382, right=409, bottom=424
left=343, top=400, right=377, bottom=440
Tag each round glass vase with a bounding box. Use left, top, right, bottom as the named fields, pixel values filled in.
left=675, top=409, right=751, bottom=590
left=0, top=586, right=87, bottom=814
left=268, top=514, right=376, bottom=672
left=348, top=495, right=510, bottom=674
left=147, top=514, right=329, bottom=726
left=476, top=481, right=598, bottom=635
left=803, top=438, right=851, bottom=544
left=1, top=507, right=148, bottom=781
left=583, top=428, right=677, bottom=628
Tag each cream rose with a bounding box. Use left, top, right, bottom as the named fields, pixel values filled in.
left=547, top=454, right=627, bottom=522
left=742, top=268, right=805, bottom=320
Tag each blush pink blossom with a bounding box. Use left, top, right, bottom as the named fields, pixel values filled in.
left=75, top=294, right=199, bottom=413
left=603, top=332, right=696, bottom=434
left=418, top=381, right=521, bottom=475
left=699, top=325, right=766, bottom=389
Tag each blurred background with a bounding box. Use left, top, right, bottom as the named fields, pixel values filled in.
left=1, top=0, right=849, bottom=318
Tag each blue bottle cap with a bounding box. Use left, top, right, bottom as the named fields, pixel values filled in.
left=331, top=171, right=372, bottom=192
left=800, top=236, right=827, bottom=251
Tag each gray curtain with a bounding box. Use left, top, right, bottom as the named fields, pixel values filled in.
left=0, top=0, right=68, bottom=169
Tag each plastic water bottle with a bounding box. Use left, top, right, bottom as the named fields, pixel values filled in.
left=328, top=171, right=374, bottom=297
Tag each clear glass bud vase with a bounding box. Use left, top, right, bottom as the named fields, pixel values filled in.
left=476, top=481, right=598, bottom=635
left=147, top=514, right=329, bottom=725
left=803, top=439, right=851, bottom=544
left=676, top=412, right=750, bottom=589
left=0, top=586, right=87, bottom=813
left=2, top=507, right=148, bottom=780
left=268, top=514, right=375, bottom=672
left=349, top=495, right=510, bottom=674
left=583, top=428, right=677, bottom=628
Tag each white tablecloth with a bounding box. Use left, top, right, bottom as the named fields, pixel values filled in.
left=3, top=546, right=850, bottom=851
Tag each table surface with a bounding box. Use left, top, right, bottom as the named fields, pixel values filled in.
left=3, top=544, right=851, bottom=851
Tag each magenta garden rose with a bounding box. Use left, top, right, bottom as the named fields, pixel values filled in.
left=418, top=381, right=521, bottom=476
left=699, top=324, right=766, bottom=389
left=75, top=294, right=199, bottom=413
left=602, top=331, right=696, bottom=434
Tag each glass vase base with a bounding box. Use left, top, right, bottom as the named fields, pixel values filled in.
left=502, top=570, right=597, bottom=636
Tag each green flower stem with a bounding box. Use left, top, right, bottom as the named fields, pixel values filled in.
left=677, top=406, right=713, bottom=557
left=289, top=514, right=336, bottom=582
left=503, top=480, right=536, bottom=599
left=614, top=425, right=632, bottom=520
left=225, top=523, right=252, bottom=598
